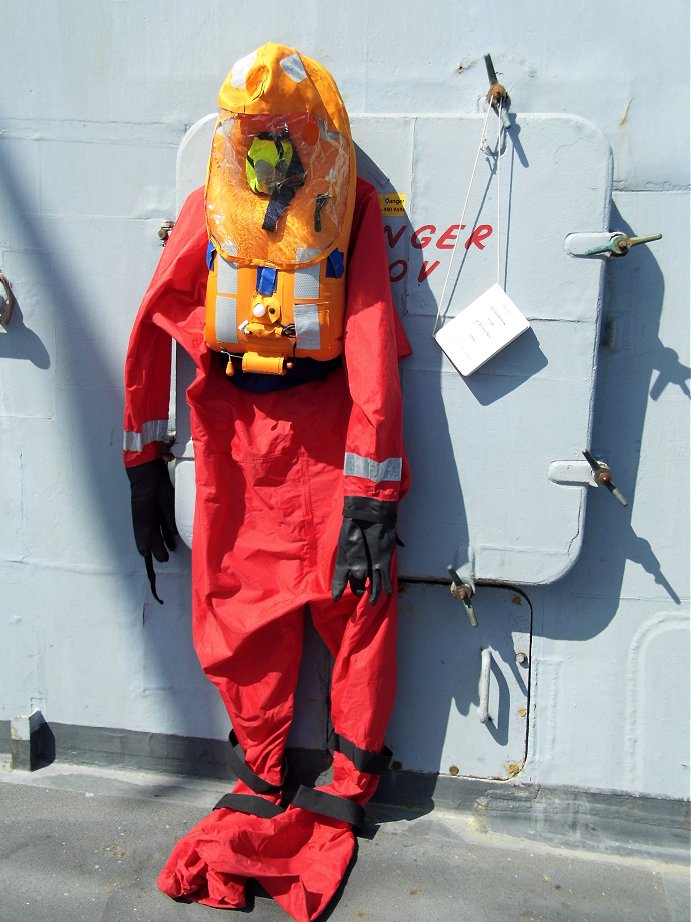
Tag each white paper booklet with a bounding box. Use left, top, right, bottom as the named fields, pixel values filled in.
left=434, top=283, right=530, bottom=376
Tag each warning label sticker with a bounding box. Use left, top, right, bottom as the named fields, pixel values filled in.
left=378, top=193, right=407, bottom=217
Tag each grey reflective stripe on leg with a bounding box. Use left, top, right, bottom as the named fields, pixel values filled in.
left=227, top=729, right=283, bottom=795
left=123, top=419, right=169, bottom=452
left=292, top=785, right=365, bottom=830
left=343, top=453, right=402, bottom=483
left=334, top=733, right=393, bottom=775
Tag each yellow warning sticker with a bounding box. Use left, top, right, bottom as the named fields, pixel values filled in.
left=378, top=193, right=407, bottom=217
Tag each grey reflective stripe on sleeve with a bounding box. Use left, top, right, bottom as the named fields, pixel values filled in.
left=294, top=303, right=320, bottom=351
left=123, top=418, right=169, bottom=452
left=215, top=295, right=238, bottom=344
left=344, top=452, right=402, bottom=483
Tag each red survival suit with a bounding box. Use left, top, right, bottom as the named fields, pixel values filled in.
left=123, top=173, right=409, bottom=918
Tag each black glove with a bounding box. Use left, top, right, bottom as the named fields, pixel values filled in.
left=331, top=496, right=398, bottom=606
left=126, top=459, right=178, bottom=604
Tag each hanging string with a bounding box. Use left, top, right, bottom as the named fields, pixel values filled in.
left=433, top=99, right=494, bottom=334
left=495, top=97, right=505, bottom=287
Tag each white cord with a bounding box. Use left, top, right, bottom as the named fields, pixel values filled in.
left=496, top=97, right=504, bottom=287
left=434, top=100, right=494, bottom=334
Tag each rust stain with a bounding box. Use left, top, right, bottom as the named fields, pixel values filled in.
left=449, top=765, right=460, bottom=776
left=512, top=595, right=522, bottom=605
left=517, top=707, right=527, bottom=718
left=105, top=844, right=128, bottom=860
left=505, top=761, right=522, bottom=777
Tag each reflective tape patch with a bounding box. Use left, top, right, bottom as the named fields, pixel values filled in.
left=215, top=295, right=238, bottom=344
left=219, top=238, right=238, bottom=258
left=318, top=117, right=342, bottom=142
left=123, top=418, right=169, bottom=452
left=294, top=303, right=320, bottom=351
left=231, top=51, right=257, bottom=88
left=344, top=453, right=402, bottom=483
left=217, top=257, right=238, bottom=295
left=280, top=53, right=308, bottom=83
left=296, top=247, right=319, bottom=265
left=294, top=262, right=320, bottom=300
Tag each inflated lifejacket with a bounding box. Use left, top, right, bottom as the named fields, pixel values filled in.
left=204, top=43, right=357, bottom=375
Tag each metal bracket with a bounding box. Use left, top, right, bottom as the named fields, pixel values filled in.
left=448, top=565, right=478, bottom=626
left=484, top=53, right=511, bottom=130
left=548, top=453, right=628, bottom=507
left=564, top=231, right=662, bottom=259
left=0, top=273, right=16, bottom=330
left=159, top=220, right=176, bottom=245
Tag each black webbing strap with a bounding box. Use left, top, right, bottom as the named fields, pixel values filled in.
left=214, top=792, right=284, bottom=819
left=333, top=733, right=393, bottom=775
left=291, top=785, right=366, bottom=830
left=261, top=133, right=306, bottom=232
left=227, top=729, right=283, bottom=795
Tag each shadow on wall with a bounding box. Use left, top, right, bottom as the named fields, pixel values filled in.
left=537, top=201, right=687, bottom=641
left=0, top=137, right=208, bottom=740
left=0, top=299, right=50, bottom=368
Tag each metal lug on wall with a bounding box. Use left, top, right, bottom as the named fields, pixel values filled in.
left=158, top=220, right=176, bottom=245
left=484, top=53, right=512, bottom=130
left=564, top=230, right=662, bottom=258
left=547, top=454, right=629, bottom=508
left=0, top=273, right=15, bottom=330
left=582, top=450, right=629, bottom=507
left=448, top=565, right=478, bottom=626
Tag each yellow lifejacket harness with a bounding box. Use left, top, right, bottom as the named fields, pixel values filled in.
left=205, top=242, right=347, bottom=376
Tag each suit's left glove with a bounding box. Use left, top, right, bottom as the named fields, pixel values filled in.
left=331, top=497, right=398, bottom=606
left=126, top=459, right=178, bottom=604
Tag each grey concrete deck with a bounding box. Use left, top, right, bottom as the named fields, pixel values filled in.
left=0, top=762, right=688, bottom=922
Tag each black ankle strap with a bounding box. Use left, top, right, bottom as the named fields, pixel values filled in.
left=214, top=792, right=284, bottom=819
left=291, top=785, right=365, bottom=830
left=227, top=729, right=283, bottom=795
left=333, top=733, right=393, bottom=775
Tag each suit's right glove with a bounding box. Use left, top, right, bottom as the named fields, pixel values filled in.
left=331, top=496, right=398, bottom=606
left=126, top=459, right=178, bottom=604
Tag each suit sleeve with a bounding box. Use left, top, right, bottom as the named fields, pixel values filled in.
left=123, top=187, right=208, bottom=468
left=342, top=180, right=410, bottom=503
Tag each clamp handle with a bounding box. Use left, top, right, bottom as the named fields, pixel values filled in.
left=448, top=565, right=478, bottom=626
left=583, top=450, right=629, bottom=507
left=585, top=232, right=662, bottom=257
